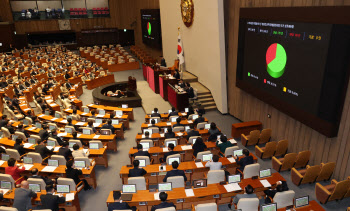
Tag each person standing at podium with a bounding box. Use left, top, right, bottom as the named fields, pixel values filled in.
left=160, top=56, right=167, bottom=67
left=173, top=69, right=180, bottom=80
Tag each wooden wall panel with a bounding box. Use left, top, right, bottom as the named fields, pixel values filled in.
left=225, top=0, right=350, bottom=180
left=0, top=0, right=14, bottom=22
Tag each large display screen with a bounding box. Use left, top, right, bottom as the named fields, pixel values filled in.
left=141, top=9, right=162, bottom=49
left=237, top=18, right=350, bottom=137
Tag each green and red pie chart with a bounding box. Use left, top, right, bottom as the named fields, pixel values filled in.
left=266, top=43, right=287, bottom=78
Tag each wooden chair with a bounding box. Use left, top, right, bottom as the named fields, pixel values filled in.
left=272, top=153, right=297, bottom=172
left=316, top=162, right=336, bottom=182
left=274, top=140, right=288, bottom=157
left=241, top=130, right=260, bottom=146
left=258, top=128, right=272, bottom=144
left=294, top=150, right=311, bottom=169
left=344, top=176, right=350, bottom=198
left=255, top=141, right=277, bottom=159
left=291, top=165, right=321, bottom=186
left=315, top=179, right=350, bottom=204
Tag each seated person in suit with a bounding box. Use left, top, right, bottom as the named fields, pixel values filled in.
left=35, top=139, right=54, bottom=158
left=192, top=137, right=207, bottom=157
left=72, top=109, right=81, bottom=121
left=5, top=158, right=25, bottom=185
left=264, top=181, right=289, bottom=204
left=17, top=123, right=30, bottom=138
left=216, top=136, right=233, bottom=154
left=143, top=131, right=151, bottom=139
left=186, top=124, right=200, bottom=140
left=38, top=124, right=50, bottom=141
left=65, top=160, right=91, bottom=191
left=163, top=160, right=187, bottom=182
left=150, top=192, right=176, bottom=211
left=13, top=181, right=37, bottom=211
left=151, top=108, right=161, bottom=118
left=231, top=185, right=257, bottom=207
left=87, top=120, right=97, bottom=134
left=40, top=185, right=65, bottom=211
left=236, top=149, right=254, bottom=172
left=205, top=154, right=222, bottom=170
left=193, top=113, right=205, bottom=126
left=133, top=144, right=150, bottom=158
left=4, top=120, right=15, bottom=134
left=50, top=129, right=64, bottom=146
left=168, top=107, right=178, bottom=118
left=108, top=191, right=136, bottom=211
left=162, top=143, right=179, bottom=163
left=101, top=119, right=115, bottom=134
left=208, top=122, right=220, bottom=135
left=67, top=118, right=79, bottom=132
left=58, top=141, right=72, bottom=161
left=172, top=117, right=184, bottom=128
left=164, top=127, right=175, bottom=139
left=29, top=168, right=54, bottom=186
left=72, top=144, right=88, bottom=158
left=128, top=160, right=147, bottom=177
left=14, top=137, right=26, bottom=156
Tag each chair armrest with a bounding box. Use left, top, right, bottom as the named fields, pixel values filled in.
left=241, top=134, right=248, bottom=146
left=306, top=165, right=311, bottom=169
left=203, top=172, right=207, bottom=179
left=76, top=180, right=84, bottom=193
left=146, top=179, right=149, bottom=190
left=191, top=204, right=195, bottom=211
left=255, top=146, right=263, bottom=158
left=90, top=158, right=96, bottom=166
left=219, top=151, right=225, bottom=157
left=291, top=167, right=303, bottom=186
left=315, top=183, right=331, bottom=204
left=42, top=155, right=50, bottom=162
left=19, top=153, right=28, bottom=160
left=272, top=156, right=282, bottom=172
left=192, top=155, right=196, bottom=160
left=331, top=179, right=338, bottom=185
left=150, top=158, right=154, bottom=164
left=236, top=169, right=243, bottom=178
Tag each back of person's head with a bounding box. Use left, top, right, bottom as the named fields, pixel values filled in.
left=72, top=109, right=77, bottom=114
left=8, top=158, right=16, bottom=167
left=137, top=144, right=142, bottom=150
left=190, top=124, right=195, bottom=129
left=194, top=137, right=203, bottom=145
left=172, top=160, right=179, bottom=169
left=243, top=149, right=250, bottom=156
left=276, top=184, right=283, bottom=192
left=159, top=192, right=168, bottom=201
left=154, top=108, right=158, bottom=113
left=62, top=141, right=69, bottom=147
left=37, top=139, right=43, bottom=145
left=199, top=113, right=203, bottom=117
left=113, top=191, right=122, bottom=200
left=145, top=131, right=149, bottom=137
left=46, top=185, right=54, bottom=193
left=2, top=115, right=7, bottom=120
left=245, top=184, right=254, bottom=194
left=88, top=120, right=93, bottom=126
left=151, top=119, right=155, bottom=125
left=42, top=124, right=48, bottom=130
left=67, top=118, right=72, bottom=124
left=31, top=168, right=39, bottom=175
left=18, top=124, right=23, bottom=129
left=213, top=154, right=220, bottom=162
left=171, top=107, right=175, bottom=112
left=66, top=160, right=73, bottom=168
left=210, top=122, right=216, bottom=130
left=168, top=143, right=175, bottom=151
left=107, top=119, right=112, bottom=125
left=133, top=159, right=140, bottom=168
left=72, top=131, right=77, bottom=138
left=176, top=117, right=181, bottom=124
left=167, top=127, right=173, bottom=133
left=15, top=138, right=23, bottom=145
left=91, top=110, right=96, bottom=115
left=73, top=144, right=79, bottom=150
left=186, top=82, right=191, bottom=87
left=221, top=135, right=227, bottom=143
left=51, top=129, right=56, bottom=134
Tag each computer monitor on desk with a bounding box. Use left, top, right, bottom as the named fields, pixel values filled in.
left=48, top=159, right=59, bottom=167
left=202, top=154, right=213, bottom=162
left=95, top=118, right=103, bottom=124
left=112, top=119, right=119, bottom=125
left=115, top=110, right=123, bottom=117
left=158, top=183, right=172, bottom=192
left=1, top=181, right=11, bottom=189
left=259, top=169, right=271, bottom=178
left=170, top=117, right=177, bottom=122
left=74, top=160, right=86, bottom=168
left=23, top=157, right=33, bottom=164
left=57, top=185, right=70, bottom=193
left=98, top=110, right=105, bottom=115
left=228, top=174, right=241, bottom=183
left=140, top=142, right=150, bottom=150
left=89, top=143, right=100, bottom=149
left=261, top=203, right=277, bottom=211
left=122, top=184, right=136, bottom=193
left=233, top=149, right=243, bottom=157
left=138, top=159, right=146, bottom=167
left=29, top=183, right=41, bottom=193
left=295, top=195, right=309, bottom=208
left=166, top=140, right=177, bottom=147
left=168, top=157, right=180, bottom=165
left=83, top=129, right=91, bottom=135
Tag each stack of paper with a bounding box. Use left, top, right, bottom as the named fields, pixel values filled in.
left=260, top=180, right=271, bottom=188
left=166, top=123, right=172, bottom=126
left=39, top=114, right=44, bottom=117
left=224, top=183, right=242, bottom=192
left=51, top=118, right=58, bottom=121
left=75, top=122, right=85, bottom=126
left=141, top=135, right=145, bottom=138
left=163, top=148, right=169, bottom=152
left=46, top=146, right=54, bottom=150
left=58, top=133, right=67, bottom=137
left=53, top=147, right=60, bottom=152
left=160, top=134, right=165, bottom=137
left=50, top=103, right=57, bottom=106
left=77, top=134, right=82, bottom=138
left=181, top=113, right=187, bottom=116
left=154, top=192, right=160, bottom=200
left=195, top=162, right=204, bottom=168
left=41, top=166, right=57, bottom=172
left=229, top=139, right=238, bottom=145
left=81, top=113, right=87, bottom=115
left=185, top=189, right=195, bottom=197
left=60, top=120, right=68, bottom=123
left=177, top=132, right=184, bottom=136
left=23, top=164, right=34, bottom=170
left=23, top=143, right=33, bottom=148
left=93, top=135, right=100, bottom=139
left=88, top=104, right=94, bottom=106
left=65, top=193, right=75, bottom=201
left=28, top=127, right=36, bottom=131
left=93, top=123, right=100, bottom=127
left=181, top=146, right=192, bottom=150
left=187, top=120, right=193, bottom=124
left=96, top=114, right=104, bottom=118
left=227, top=157, right=236, bottom=163
left=0, top=161, right=6, bottom=166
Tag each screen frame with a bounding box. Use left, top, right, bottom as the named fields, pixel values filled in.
left=259, top=168, right=272, bottom=178
left=57, top=184, right=70, bottom=193
left=261, top=203, right=277, bottom=211
left=158, top=182, right=172, bottom=192
left=122, top=184, right=136, bottom=193
left=294, top=195, right=309, bottom=208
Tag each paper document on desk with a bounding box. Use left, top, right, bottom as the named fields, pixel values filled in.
left=224, top=183, right=242, bottom=192
left=28, top=127, right=36, bottom=131
left=60, top=120, right=68, bottom=123
left=23, top=143, right=33, bottom=148
left=147, top=124, right=152, bottom=127
left=227, top=157, right=236, bottom=163
left=50, top=103, right=57, bottom=106
left=177, top=132, right=183, bottom=136
left=66, top=193, right=75, bottom=201
left=83, top=149, right=89, bottom=154
left=166, top=122, right=172, bottom=126
left=185, top=189, right=195, bottom=197
left=93, top=135, right=100, bottom=139
left=163, top=148, right=169, bottom=152
left=187, top=120, right=193, bottom=124
left=47, top=100, right=53, bottom=104
left=195, top=162, right=204, bottom=168
left=160, top=134, right=164, bottom=137
left=88, top=104, right=94, bottom=106
left=75, top=122, right=85, bottom=126
left=77, top=134, right=82, bottom=138
left=154, top=192, right=160, bottom=200
left=0, top=188, right=10, bottom=195
left=23, top=164, right=34, bottom=170
left=39, top=114, right=44, bottom=117
left=141, top=135, right=145, bottom=138
left=260, top=180, right=271, bottom=188
left=181, top=146, right=192, bottom=150
left=96, top=115, right=104, bottom=118
left=51, top=118, right=58, bottom=121
left=58, top=133, right=67, bottom=137
left=229, top=139, right=237, bottom=145
left=41, top=166, right=57, bottom=172
left=93, top=123, right=100, bottom=127
left=46, top=146, right=54, bottom=150
left=0, top=161, right=5, bottom=166
left=81, top=113, right=87, bottom=115
left=54, top=147, right=60, bottom=152
left=23, top=108, right=30, bottom=111
left=181, top=113, right=187, bottom=116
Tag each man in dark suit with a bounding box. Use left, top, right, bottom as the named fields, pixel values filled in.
left=162, top=143, right=178, bottom=162
left=40, top=185, right=65, bottom=211
left=172, top=117, right=184, bottom=128
left=186, top=124, right=200, bottom=140
left=50, top=129, right=64, bottom=146
left=236, top=149, right=254, bottom=172
left=5, top=120, right=15, bottom=134
left=0, top=115, right=8, bottom=128
left=108, top=191, right=136, bottom=211
left=160, top=56, right=167, bottom=67
left=186, top=83, right=195, bottom=98
left=101, top=119, right=115, bottom=134
left=150, top=192, right=176, bottom=211
left=35, top=140, right=54, bottom=158
left=38, top=124, right=50, bottom=141
left=66, top=160, right=91, bottom=191
left=133, top=144, right=150, bottom=158
left=164, top=127, right=175, bottom=139
left=151, top=108, right=161, bottom=118
left=58, top=141, right=72, bottom=161
left=29, top=168, right=54, bottom=185
left=163, top=161, right=187, bottom=182
left=193, top=113, right=205, bottom=126
left=168, top=107, right=178, bottom=118
left=13, top=181, right=37, bottom=211
left=128, top=160, right=147, bottom=177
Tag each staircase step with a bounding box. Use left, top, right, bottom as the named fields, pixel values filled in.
left=200, top=101, right=216, bottom=107
left=205, top=106, right=217, bottom=111
left=197, top=94, right=212, bottom=99
left=196, top=91, right=211, bottom=96
left=199, top=98, right=215, bottom=103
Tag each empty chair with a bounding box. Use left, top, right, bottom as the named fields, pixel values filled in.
left=237, top=198, right=259, bottom=211
left=167, top=176, right=185, bottom=188
left=196, top=151, right=211, bottom=161
left=166, top=154, right=181, bottom=165
left=255, top=141, right=277, bottom=159
left=197, top=122, right=207, bottom=130
left=294, top=150, right=311, bottom=169
left=164, top=138, right=178, bottom=147
left=0, top=173, right=15, bottom=189
left=69, top=139, right=82, bottom=148
left=140, top=140, right=153, bottom=148
left=193, top=202, right=217, bottom=211
left=206, top=170, right=225, bottom=184
left=272, top=190, right=295, bottom=208
left=291, top=165, right=321, bottom=186
left=5, top=149, right=21, bottom=160
left=316, top=162, right=336, bottom=182
left=27, top=178, right=46, bottom=190
left=239, top=163, right=260, bottom=179
left=128, top=177, right=147, bottom=190
left=258, top=128, right=272, bottom=144
left=14, top=132, right=26, bottom=141
left=1, top=127, right=11, bottom=138
left=135, top=156, right=151, bottom=166
left=26, top=152, right=43, bottom=163
left=274, top=139, right=288, bottom=157
left=272, top=153, right=297, bottom=172
left=57, top=178, right=84, bottom=193
left=173, top=126, right=184, bottom=132
left=149, top=127, right=159, bottom=134
left=241, top=130, right=260, bottom=146
left=50, top=155, right=66, bottom=166
left=221, top=146, right=239, bottom=157
left=315, top=179, right=350, bottom=204
left=188, top=136, right=201, bottom=145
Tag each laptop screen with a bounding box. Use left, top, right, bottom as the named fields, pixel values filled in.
left=115, top=110, right=123, bottom=116
left=29, top=183, right=41, bottom=192
left=23, top=157, right=33, bottom=164
left=2, top=154, right=10, bottom=161
left=112, top=119, right=119, bottom=125
left=202, top=154, right=213, bottom=162
left=74, top=160, right=86, bottom=168
left=48, top=159, right=59, bottom=167
left=204, top=124, right=211, bottom=129
left=140, top=142, right=150, bottom=149
left=83, top=108, right=89, bottom=113
left=57, top=185, right=70, bottom=193
left=122, top=104, right=128, bottom=108
left=0, top=181, right=11, bottom=189
left=122, top=184, right=136, bottom=193
left=228, top=174, right=241, bottom=183
left=138, top=159, right=146, bottom=167
left=168, top=157, right=180, bottom=165
left=158, top=183, right=172, bottom=192
left=47, top=140, right=56, bottom=147
left=166, top=140, right=176, bottom=147
left=89, top=143, right=99, bottom=149
left=261, top=203, right=277, bottom=211
left=95, top=118, right=103, bottom=124
left=193, top=179, right=207, bottom=188
left=233, top=149, right=243, bottom=157
left=259, top=169, right=272, bottom=178
left=28, top=138, right=36, bottom=144
left=83, top=129, right=91, bottom=135
left=45, top=110, right=50, bottom=116
left=143, top=129, right=153, bottom=136
left=295, top=196, right=309, bottom=208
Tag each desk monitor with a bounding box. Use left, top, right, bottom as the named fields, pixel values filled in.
left=95, top=119, right=103, bottom=124
left=204, top=124, right=211, bottom=130
left=55, top=113, right=61, bottom=118
left=295, top=196, right=309, bottom=208
left=193, top=179, right=207, bottom=188
left=23, top=157, right=33, bottom=164
left=115, top=110, right=123, bottom=117
left=202, top=154, right=213, bottom=162
left=28, top=138, right=36, bottom=145
left=143, top=129, right=153, bottom=136
left=69, top=142, right=76, bottom=148
left=47, top=140, right=56, bottom=147
left=35, top=122, right=42, bottom=129
left=138, top=159, right=146, bottom=167
left=122, top=104, right=128, bottom=108
left=168, top=157, right=180, bottom=165
left=168, top=109, right=172, bottom=114
left=112, top=119, right=119, bottom=125
left=261, top=203, right=277, bottom=211
left=49, top=125, right=56, bottom=130
left=45, top=110, right=50, bottom=116
left=66, top=115, right=72, bottom=121
left=29, top=183, right=41, bottom=193
left=185, top=126, right=190, bottom=132
left=57, top=185, right=70, bottom=193
left=158, top=182, right=172, bottom=192
left=228, top=174, right=241, bottom=183
left=48, top=159, right=59, bottom=167
left=11, top=135, right=18, bottom=141
left=74, top=160, right=86, bottom=168
left=150, top=118, right=159, bottom=124
left=100, top=130, right=110, bottom=135
left=122, top=184, right=136, bottom=193
left=140, top=142, right=150, bottom=149
left=170, top=117, right=177, bottom=122
left=165, top=140, right=176, bottom=147
left=0, top=131, right=3, bottom=138
left=23, top=119, right=29, bottom=126
left=1, top=181, right=11, bottom=189
left=81, top=117, right=87, bottom=122
left=83, top=129, right=91, bottom=135
left=259, top=169, right=272, bottom=178
left=83, top=108, right=89, bottom=113
left=89, top=143, right=99, bottom=149
left=192, top=114, right=199, bottom=120
left=98, top=110, right=106, bottom=115
left=233, top=149, right=243, bottom=157
left=1, top=154, right=9, bottom=161
left=185, top=108, right=189, bottom=113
